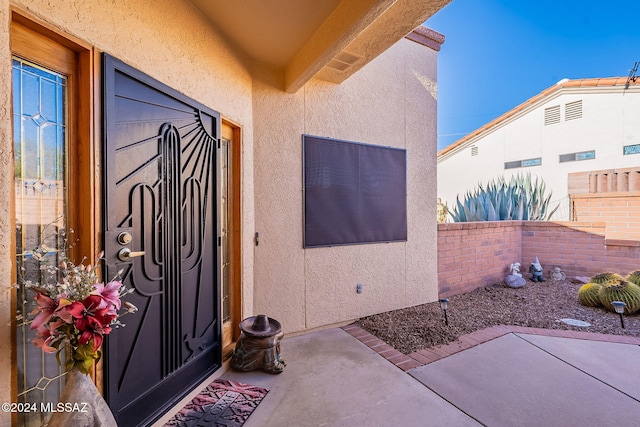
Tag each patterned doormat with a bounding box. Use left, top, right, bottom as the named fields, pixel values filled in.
left=164, top=379, right=269, bottom=427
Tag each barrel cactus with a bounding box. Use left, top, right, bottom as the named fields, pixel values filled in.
left=589, top=272, right=625, bottom=285
left=625, top=270, right=640, bottom=286
left=598, top=279, right=640, bottom=315
left=577, top=283, right=603, bottom=307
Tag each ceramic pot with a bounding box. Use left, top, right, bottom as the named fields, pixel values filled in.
left=47, top=369, right=117, bottom=427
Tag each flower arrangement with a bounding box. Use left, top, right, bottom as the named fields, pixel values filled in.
left=26, top=249, right=137, bottom=374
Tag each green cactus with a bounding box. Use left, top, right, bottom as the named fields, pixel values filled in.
left=625, top=270, right=640, bottom=286
left=598, top=279, right=640, bottom=315
left=577, top=283, right=603, bottom=307
left=589, top=272, right=625, bottom=285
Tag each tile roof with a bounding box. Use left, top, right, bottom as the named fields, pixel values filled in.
left=438, top=76, right=640, bottom=158
left=405, top=26, right=445, bottom=51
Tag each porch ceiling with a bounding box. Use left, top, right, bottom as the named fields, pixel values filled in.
left=188, top=0, right=450, bottom=92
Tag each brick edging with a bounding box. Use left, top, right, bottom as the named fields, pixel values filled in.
left=341, top=324, right=640, bottom=371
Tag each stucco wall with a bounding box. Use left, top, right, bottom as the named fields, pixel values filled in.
left=1, top=0, right=13, bottom=420
left=252, top=38, right=439, bottom=332
left=438, top=89, right=640, bottom=221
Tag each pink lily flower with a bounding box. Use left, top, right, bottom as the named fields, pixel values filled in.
left=29, top=292, right=58, bottom=330
left=54, top=298, right=74, bottom=323
left=92, top=280, right=123, bottom=311
left=33, top=321, right=64, bottom=353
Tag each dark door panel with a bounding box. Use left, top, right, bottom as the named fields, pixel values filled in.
left=102, top=54, right=221, bottom=427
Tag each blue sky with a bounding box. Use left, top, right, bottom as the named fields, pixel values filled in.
left=426, top=0, right=640, bottom=151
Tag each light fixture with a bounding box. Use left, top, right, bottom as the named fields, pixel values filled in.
left=611, top=301, right=626, bottom=329
left=439, top=298, right=450, bottom=326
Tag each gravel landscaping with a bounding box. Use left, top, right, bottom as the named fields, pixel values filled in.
left=356, top=278, right=640, bottom=354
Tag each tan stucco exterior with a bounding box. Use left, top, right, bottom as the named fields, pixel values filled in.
left=251, top=40, right=439, bottom=331
left=0, top=0, right=443, bottom=420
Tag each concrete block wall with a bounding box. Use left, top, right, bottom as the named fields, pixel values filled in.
left=570, top=193, right=640, bottom=240
left=438, top=221, right=522, bottom=298
left=568, top=166, right=640, bottom=240
left=521, top=222, right=607, bottom=279
left=604, top=240, right=640, bottom=275
left=439, top=221, right=640, bottom=298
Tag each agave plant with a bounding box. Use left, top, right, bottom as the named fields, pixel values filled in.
left=448, top=172, right=559, bottom=222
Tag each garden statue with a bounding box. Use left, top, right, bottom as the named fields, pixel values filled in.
left=550, top=267, right=566, bottom=282
left=232, top=314, right=286, bottom=374
left=529, top=256, right=546, bottom=282
left=505, top=261, right=526, bottom=288
left=509, top=262, right=522, bottom=277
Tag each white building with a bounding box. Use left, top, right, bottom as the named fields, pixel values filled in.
left=438, top=77, right=640, bottom=220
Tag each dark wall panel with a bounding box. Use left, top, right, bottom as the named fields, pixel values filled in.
left=303, top=135, right=407, bottom=248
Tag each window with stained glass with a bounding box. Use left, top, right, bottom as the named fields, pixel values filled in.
left=13, top=56, right=68, bottom=427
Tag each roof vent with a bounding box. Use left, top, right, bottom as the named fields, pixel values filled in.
left=565, top=100, right=583, bottom=121
left=544, top=105, right=561, bottom=125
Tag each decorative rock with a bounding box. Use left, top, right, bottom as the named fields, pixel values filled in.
left=559, top=318, right=591, bottom=327
left=505, top=274, right=526, bottom=288
left=573, top=276, right=590, bottom=284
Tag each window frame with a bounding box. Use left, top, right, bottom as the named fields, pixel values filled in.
left=10, top=9, right=96, bottom=413
left=504, top=157, right=542, bottom=170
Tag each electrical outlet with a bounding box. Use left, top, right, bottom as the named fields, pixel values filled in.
left=357, top=283, right=363, bottom=294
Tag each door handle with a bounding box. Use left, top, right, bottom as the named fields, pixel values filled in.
left=118, top=248, right=145, bottom=262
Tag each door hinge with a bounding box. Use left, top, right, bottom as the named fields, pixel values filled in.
left=218, top=236, right=221, bottom=247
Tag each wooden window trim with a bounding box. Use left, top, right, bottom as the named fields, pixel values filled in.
left=221, top=120, right=242, bottom=356
left=10, top=10, right=96, bottom=264
left=10, top=9, right=97, bottom=402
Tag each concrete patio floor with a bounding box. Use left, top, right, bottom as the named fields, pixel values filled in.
left=156, top=326, right=640, bottom=426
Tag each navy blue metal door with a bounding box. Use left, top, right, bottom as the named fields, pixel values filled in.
left=102, top=54, right=221, bottom=426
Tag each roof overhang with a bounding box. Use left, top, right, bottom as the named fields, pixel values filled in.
left=188, top=0, right=450, bottom=92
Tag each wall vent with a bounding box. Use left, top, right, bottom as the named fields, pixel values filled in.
left=471, top=146, right=478, bottom=156
left=544, top=105, right=561, bottom=125
left=565, top=100, right=583, bottom=121
left=325, top=50, right=363, bottom=73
